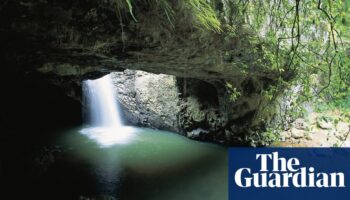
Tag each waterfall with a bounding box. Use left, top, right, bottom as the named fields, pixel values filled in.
left=80, top=74, right=135, bottom=147
left=83, top=74, right=123, bottom=128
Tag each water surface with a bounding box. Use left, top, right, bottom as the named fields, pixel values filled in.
left=53, top=127, right=228, bottom=200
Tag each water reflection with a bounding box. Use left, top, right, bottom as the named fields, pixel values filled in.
left=59, top=127, right=227, bottom=200
left=80, top=126, right=137, bottom=147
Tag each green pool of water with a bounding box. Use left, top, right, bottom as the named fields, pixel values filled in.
left=55, top=126, right=228, bottom=200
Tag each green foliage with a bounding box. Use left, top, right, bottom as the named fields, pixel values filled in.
left=225, top=82, right=241, bottom=102
left=236, top=0, right=350, bottom=112
left=117, top=0, right=221, bottom=32
left=341, top=112, right=350, bottom=123
left=246, top=129, right=279, bottom=147
left=224, top=24, right=237, bottom=38
left=315, top=93, right=350, bottom=112
left=125, top=0, right=137, bottom=21
left=182, top=0, right=221, bottom=32
left=260, top=129, right=279, bottom=146
left=157, top=0, right=175, bottom=26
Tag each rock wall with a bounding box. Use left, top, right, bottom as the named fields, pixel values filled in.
left=0, top=0, right=293, bottom=145
left=112, top=70, right=181, bottom=132
left=0, top=0, right=283, bottom=87
left=112, top=70, right=270, bottom=144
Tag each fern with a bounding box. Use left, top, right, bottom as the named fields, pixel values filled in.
left=120, top=0, right=221, bottom=32
left=183, top=0, right=222, bottom=32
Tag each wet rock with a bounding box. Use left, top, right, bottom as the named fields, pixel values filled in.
left=187, top=128, right=210, bottom=139
left=225, top=129, right=232, bottom=141
left=112, top=70, right=273, bottom=144
left=111, top=70, right=181, bottom=132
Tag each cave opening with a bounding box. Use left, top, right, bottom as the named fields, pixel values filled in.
left=177, top=78, right=219, bottom=107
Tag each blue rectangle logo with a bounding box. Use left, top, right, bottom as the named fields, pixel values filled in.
left=229, top=148, right=350, bottom=200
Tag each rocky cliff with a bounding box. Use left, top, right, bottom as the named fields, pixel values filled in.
left=112, top=70, right=274, bottom=144
left=0, top=0, right=290, bottom=145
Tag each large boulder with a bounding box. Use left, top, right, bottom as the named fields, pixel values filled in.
left=112, top=70, right=273, bottom=144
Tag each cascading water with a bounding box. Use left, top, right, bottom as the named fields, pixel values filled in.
left=80, top=74, right=135, bottom=147
left=58, top=74, right=227, bottom=200
left=83, top=75, right=123, bottom=128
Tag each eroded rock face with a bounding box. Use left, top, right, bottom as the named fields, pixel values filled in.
left=112, top=70, right=181, bottom=132
left=0, top=0, right=289, bottom=144
left=1, top=0, right=282, bottom=82
left=112, top=70, right=270, bottom=144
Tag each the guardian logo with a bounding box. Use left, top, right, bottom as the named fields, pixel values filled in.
left=234, top=152, right=345, bottom=188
